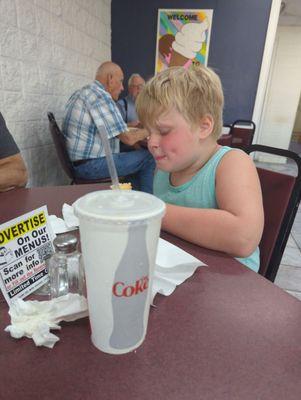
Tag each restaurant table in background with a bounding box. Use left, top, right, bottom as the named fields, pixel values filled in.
left=1, top=185, right=301, bottom=400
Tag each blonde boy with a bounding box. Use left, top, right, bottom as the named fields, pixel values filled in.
left=136, top=66, right=264, bottom=271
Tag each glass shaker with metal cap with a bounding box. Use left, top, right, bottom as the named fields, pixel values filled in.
left=48, top=233, right=85, bottom=299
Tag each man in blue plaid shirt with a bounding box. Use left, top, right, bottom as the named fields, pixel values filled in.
left=62, top=62, right=155, bottom=193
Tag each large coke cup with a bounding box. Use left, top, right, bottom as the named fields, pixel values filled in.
left=73, top=190, right=165, bottom=354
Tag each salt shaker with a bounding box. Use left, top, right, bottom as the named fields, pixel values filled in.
left=48, top=233, right=85, bottom=299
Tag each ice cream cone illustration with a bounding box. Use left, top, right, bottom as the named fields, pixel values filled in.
left=169, top=51, right=191, bottom=67
left=159, top=34, right=175, bottom=64
left=169, top=20, right=209, bottom=67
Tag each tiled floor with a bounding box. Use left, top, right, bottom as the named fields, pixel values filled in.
left=275, top=208, right=301, bottom=301
left=255, top=140, right=301, bottom=301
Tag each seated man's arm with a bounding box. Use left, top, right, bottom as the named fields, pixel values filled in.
left=91, top=94, right=148, bottom=148
left=118, top=128, right=149, bottom=146
left=127, top=121, right=140, bottom=128
left=0, top=153, right=28, bottom=192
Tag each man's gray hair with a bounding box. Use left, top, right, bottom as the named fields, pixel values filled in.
left=128, top=73, right=143, bottom=87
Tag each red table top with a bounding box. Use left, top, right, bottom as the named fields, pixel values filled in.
left=1, top=185, right=301, bottom=400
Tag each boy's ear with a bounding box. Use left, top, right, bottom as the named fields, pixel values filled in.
left=198, top=115, right=214, bottom=139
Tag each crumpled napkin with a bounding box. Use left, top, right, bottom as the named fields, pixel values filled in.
left=5, top=293, right=88, bottom=348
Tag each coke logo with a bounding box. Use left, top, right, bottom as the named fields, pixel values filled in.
left=112, top=276, right=149, bottom=297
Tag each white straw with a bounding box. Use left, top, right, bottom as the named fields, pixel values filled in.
left=99, top=126, right=120, bottom=190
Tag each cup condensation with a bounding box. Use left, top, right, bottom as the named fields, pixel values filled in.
left=73, top=190, right=165, bottom=354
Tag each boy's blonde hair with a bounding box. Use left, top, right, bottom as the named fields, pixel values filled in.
left=136, top=65, right=224, bottom=139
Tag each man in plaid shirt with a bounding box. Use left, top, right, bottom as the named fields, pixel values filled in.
left=62, top=61, right=155, bottom=193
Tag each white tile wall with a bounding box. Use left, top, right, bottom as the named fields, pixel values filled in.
left=0, top=0, right=111, bottom=187
left=258, top=26, right=301, bottom=159
left=293, top=96, right=301, bottom=133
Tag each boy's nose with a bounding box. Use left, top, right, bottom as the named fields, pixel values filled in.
left=147, top=132, right=160, bottom=149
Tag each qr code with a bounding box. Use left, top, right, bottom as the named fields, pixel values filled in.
left=37, top=243, right=54, bottom=262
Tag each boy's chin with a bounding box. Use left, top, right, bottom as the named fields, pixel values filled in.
left=157, top=165, right=173, bottom=173
left=155, top=158, right=178, bottom=173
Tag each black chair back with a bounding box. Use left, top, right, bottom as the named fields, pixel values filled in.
left=48, top=112, right=74, bottom=181
left=47, top=112, right=112, bottom=185
left=246, top=144, right=301, bottom=281
left=230, top=120, right=256, bottom=150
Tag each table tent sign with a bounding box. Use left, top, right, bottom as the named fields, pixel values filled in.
left=0, top=206, right=55, bottom=305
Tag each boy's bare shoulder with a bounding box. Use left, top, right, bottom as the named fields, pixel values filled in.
left=220, top=148, right=253, bottom=164
left=216, top=148, right=257, bottom=177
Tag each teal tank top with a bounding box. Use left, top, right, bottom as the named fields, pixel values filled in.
left=154, top=146, right=260, bottom=272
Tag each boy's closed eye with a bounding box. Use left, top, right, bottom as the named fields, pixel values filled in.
left=159, top=128, right=171, bottom=136
left=156, top=123, right=173, bottom=135
left=147, top=125, right=171, bottom=136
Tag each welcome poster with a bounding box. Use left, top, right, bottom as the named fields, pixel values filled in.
left=155, top=9, right=213, bottom=74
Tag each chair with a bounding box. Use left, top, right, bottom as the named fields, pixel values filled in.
left=218, top=120, right=256, bottom=150
left=246, top=144, right=301, bottom=281
left=217, top=124, right=232, bottom=146
left=229, top=119, right=256, bottom=150
left=47, top=112, right=116, bottom=185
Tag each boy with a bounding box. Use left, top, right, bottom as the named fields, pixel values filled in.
left=136, top=66, right=264, bottom=271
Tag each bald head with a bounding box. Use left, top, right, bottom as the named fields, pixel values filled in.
left=95, top=61, right=124, bottom=100
left=95, top=61, right=121, bottom=81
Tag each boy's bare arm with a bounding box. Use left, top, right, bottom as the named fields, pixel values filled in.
left=118, top=128, right=149, bottom=146
left=161, top=151, right=264, bottom=258
left=0, top=154, right=28, bottom=192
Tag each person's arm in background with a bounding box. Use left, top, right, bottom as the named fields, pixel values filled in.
left=91, top=95, right=149, bottom=147
left=118, top=127, right=149, bottom=146
left=116, top=99, right=142, bottom=148
left=0, top=153, right=28, bottom=192
left=0, top=112, right=28, bottom=192
left=127, top=121, right=140, bottom=128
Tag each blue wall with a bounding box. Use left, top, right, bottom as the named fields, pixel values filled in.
left=112, top=0, right=272, bottom=124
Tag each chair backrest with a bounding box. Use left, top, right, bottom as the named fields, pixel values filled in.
left=246, top=144, right=301, bottom=281
left=47, top=112, right=122, bottom=186
left=230, top=120, right=256, bottom=150
left=217, top=134, right=232, bottom=146
left=47, top=112, right=74, bottom=181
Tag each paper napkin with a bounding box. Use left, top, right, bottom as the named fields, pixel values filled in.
left=48, top=215, right=73, bottom=235
left=62, top=203, right=79, bottom=229
left=152, top=239, right=204, bottom=301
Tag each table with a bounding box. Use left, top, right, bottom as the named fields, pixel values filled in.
left=1, top=185, right=301, bottom=400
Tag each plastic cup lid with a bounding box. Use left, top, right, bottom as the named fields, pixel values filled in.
left=73, top=190, right=165, bottom=222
